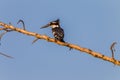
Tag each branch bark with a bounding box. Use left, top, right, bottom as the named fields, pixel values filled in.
left=0, top=21, right=120, bottom=66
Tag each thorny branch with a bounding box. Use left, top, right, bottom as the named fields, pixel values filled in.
left=0, top=21, right=120, bottom=65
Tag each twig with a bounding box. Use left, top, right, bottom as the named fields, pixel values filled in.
left=0, top=28, right=7, bottom=30
left=110, top=42, right=117, bottom=59
left=0, top=29, right=13, bottom=39
left=17, top=19, right=26, bottom=30
left=32, top=38, right=39, bottom=44
left=0, top=31, right=7, bottom=40
left=0, top=52, right=13, bottom=58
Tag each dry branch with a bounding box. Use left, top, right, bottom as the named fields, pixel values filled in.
left=0, top=21, right=120, bottom=66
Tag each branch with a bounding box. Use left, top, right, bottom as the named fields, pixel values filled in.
left=0, top=21, right=120, bottom=66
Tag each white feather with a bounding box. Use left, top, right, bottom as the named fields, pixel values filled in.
left=51, top=25, right=59, bottom=28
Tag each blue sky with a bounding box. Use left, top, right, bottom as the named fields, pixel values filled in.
left=0, top=0, right=120, bottom=80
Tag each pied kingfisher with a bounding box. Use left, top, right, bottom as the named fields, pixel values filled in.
left=40, top=19, right=65, bottom=42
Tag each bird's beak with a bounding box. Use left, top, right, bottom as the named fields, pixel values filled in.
left=40, top=23, right=50, bottom=29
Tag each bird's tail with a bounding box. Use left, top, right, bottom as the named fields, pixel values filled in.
left=61, top=39, right=65, bottom=42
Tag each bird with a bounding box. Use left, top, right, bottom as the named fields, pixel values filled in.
left=40, top=19, right=65, bottom=42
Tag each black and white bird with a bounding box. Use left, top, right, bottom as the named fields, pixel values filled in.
left=40, top=19, right=65, bottom=42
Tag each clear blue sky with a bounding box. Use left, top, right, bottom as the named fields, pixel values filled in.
left=0, top=0, right=120, bottom=80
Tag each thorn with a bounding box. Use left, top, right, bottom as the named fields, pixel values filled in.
left=17, top=19, right=26, bottom=30
left=0, top=52, right=13, bottom=59
left=65, top=42, right=73, bottom=51
left=110, top=42, right=117, bottom=59
left=0, top=31, right=7, bottom=45
left=32, top=38, right=39, bottom=44
left=69, top=48, right=72, bottom=51
left=0, top=29, right=13, bottom=45
left=9, top=22, right=12, bottom=25
left=0, top=31, right=7, bottom=40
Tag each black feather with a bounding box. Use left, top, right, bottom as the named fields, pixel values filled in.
left=52, top=27, right=64, bottom=42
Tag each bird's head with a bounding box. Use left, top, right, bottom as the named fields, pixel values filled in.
left=40, top=19, right=60, bottom=29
